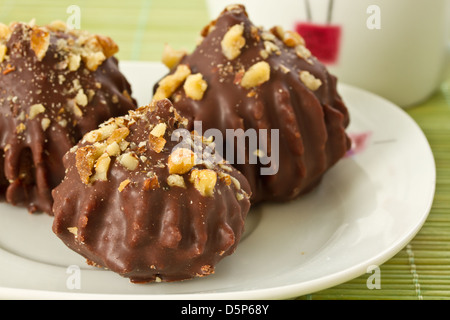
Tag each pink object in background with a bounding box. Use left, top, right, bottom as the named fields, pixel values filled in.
left=296, top=22, right=341, bottom=65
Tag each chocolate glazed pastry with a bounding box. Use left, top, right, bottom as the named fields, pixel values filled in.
left=153, top=5, right=351, bottom=204
left=52, top=99, right=251, bottom=283
left=0, top=21, right=137, bottom=214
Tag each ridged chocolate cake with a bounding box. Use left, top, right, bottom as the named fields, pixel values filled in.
left=0, top=21, right=136, bottom=214
left=52, top=99, right=251, bottom=283
left=153, top=5, right=351, bottom=204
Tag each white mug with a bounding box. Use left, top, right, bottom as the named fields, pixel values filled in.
left=206, top=0, right=450, bottom=107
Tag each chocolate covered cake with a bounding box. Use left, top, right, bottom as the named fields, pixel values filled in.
left=153, top=5, right=351, bottom=204
left=0, top=21, right=136, bottom=214
left=52, top=99, right=251, bottom=283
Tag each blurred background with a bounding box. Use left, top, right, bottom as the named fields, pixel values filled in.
left=0, top=0, right=210, bottom=61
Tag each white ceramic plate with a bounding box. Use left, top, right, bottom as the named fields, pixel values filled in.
left=0, top=61, right=435, bottom=300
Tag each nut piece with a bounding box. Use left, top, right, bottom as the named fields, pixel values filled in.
left=0, top=23, right=11, bottom=41
left=30, top=27, right=50, bottom=61
left=0, top=44, right=7, bottom=63
left=76, top=145, right=103, bottom=184
left=295, top=45, right=312, bottom=60
left=143, top=175, right=160, bottom=191
left=92, top=153, right=111, bottom=182
left=299, top=70, right=322, bottom=91
left=68, top=53, right=81, bottom=71
left=118, top=179, right=131, bottom=192
left=95, top=34, right=119, bottom=58
left=106, top=127, right=130, bottom=145
left=240, top=61, right=271, bottom=89
left=148, top=123, right=167, bottom=153
left=29, top=103, right=46, bottom=120
left=153, top=64, right=191, bottom=101
left=150, top=123, right=167, bottom=138
left=149, top=135, right=166, bottom=153
left=167, top=174, right=186, bottom=189
left=41, top=118, right=51, bottom=131
left=189, top=169, right=217, bottom=197
left=168, top=148, right=195, bottom=175
left=75, top=89, right=88, bottom=107
left=271, top=26, right=305, bottom=47
left=221, top=24, right=246, bottom=60
left=84, top=123, right=118, bottom=143
left=119, top=152, right=139, bottom=171
left=183, top=73, right=208, bottom=100
left=105, top=141, right=121, bottom=156
left=83, top=51, right=106, bottom=71
left=282, top=30, right=305, bottom=47
left=161, top=43, right=187, bottom=69
left=47, top=20, right=67, bottom=32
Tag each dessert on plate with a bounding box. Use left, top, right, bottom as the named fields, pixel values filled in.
left=0, top=20, right=137, bottom=214
left=52, top=99, right=251, bottom=283
left=153, top=4, right=351, bottom=204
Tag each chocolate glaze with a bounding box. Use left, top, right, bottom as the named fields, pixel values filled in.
left=0, top=22, right=136, bottom=214
left=52, top=99, right=251, bottom=283
left=154, top=5, right=351, bottom=204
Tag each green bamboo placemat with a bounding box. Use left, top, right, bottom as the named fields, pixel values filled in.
left=1, top=0, right=449, bottom=300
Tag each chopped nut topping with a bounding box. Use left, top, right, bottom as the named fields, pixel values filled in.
left=29, top=103, right=45, bottom=120
left=41, top=118, right=51, bottom=131
left=150, top=123, right=167, bottom=138
left=0, top=44, right=7, bottom=63
left=236, top=192, right=245, bottom=201
left=167, top=174, right=186, bottom=189
left=47, top=20, right=67, bottom=32
left=221, top=24, right=246, bottom=60
left=283, top=30, right=305, bottom=47
left=92, top=153, right=111, bottom=182
left=119, top=152, right=139, bottom=171
left=16, top=123, right=26, bottom=134
left=240, top=61, right=271, bottom=89
left=299, top=70, right=322, bottom=91
left=270, top=26, right=285, bottom=40
left=183, top=73, right=208, bottom=100
left=149, top=135, right=166, bottom=153
left=143, top=175, right=160, bottom=191
left=67, top=53, right=81, bottom=72
left=168, top=148, right=195, bottom=175
left=76, top=145, right=103, bottom=184
left=2, top=64, right=15, bottom=75
left=30, top=27, right=50, bottom=61
left=118, top=179, right=131, bottom=192
left=218, top=172, right=232, bottom=186
left=105, top=141, right=121, bottom=156
left=67, top=227, right=78, bottom=236
left=153, top=64, right=191, bottom=101
left=259, top=49, right=269, bottom=60
left=264, top=41, right=281, bottom=56
left=0, top=23, right=11, bottom=41
left=295, top=45, right=312, bottom=60
left=84, top=123, right=118, bottom=143
left=83, top=51, right=106, bottom=71
left=75, top=89, right=88, bottom=107
left=95, top=34, right=119, bottom=58
left=161, top=43, right=186, bottom=69
left=189, top=169, right=217, bottom=197
left=261, top=31, right=276, bottom=42
left=106, top=127, right=130, bottom=145
left=271, top=26, right=305, bottom=47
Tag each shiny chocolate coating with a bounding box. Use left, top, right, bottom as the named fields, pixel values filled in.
left=154, top=5, right=351, bottom=204
left=0, top=22, right=136, bottom=214
left=52, top=99, right=251, bottom=283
